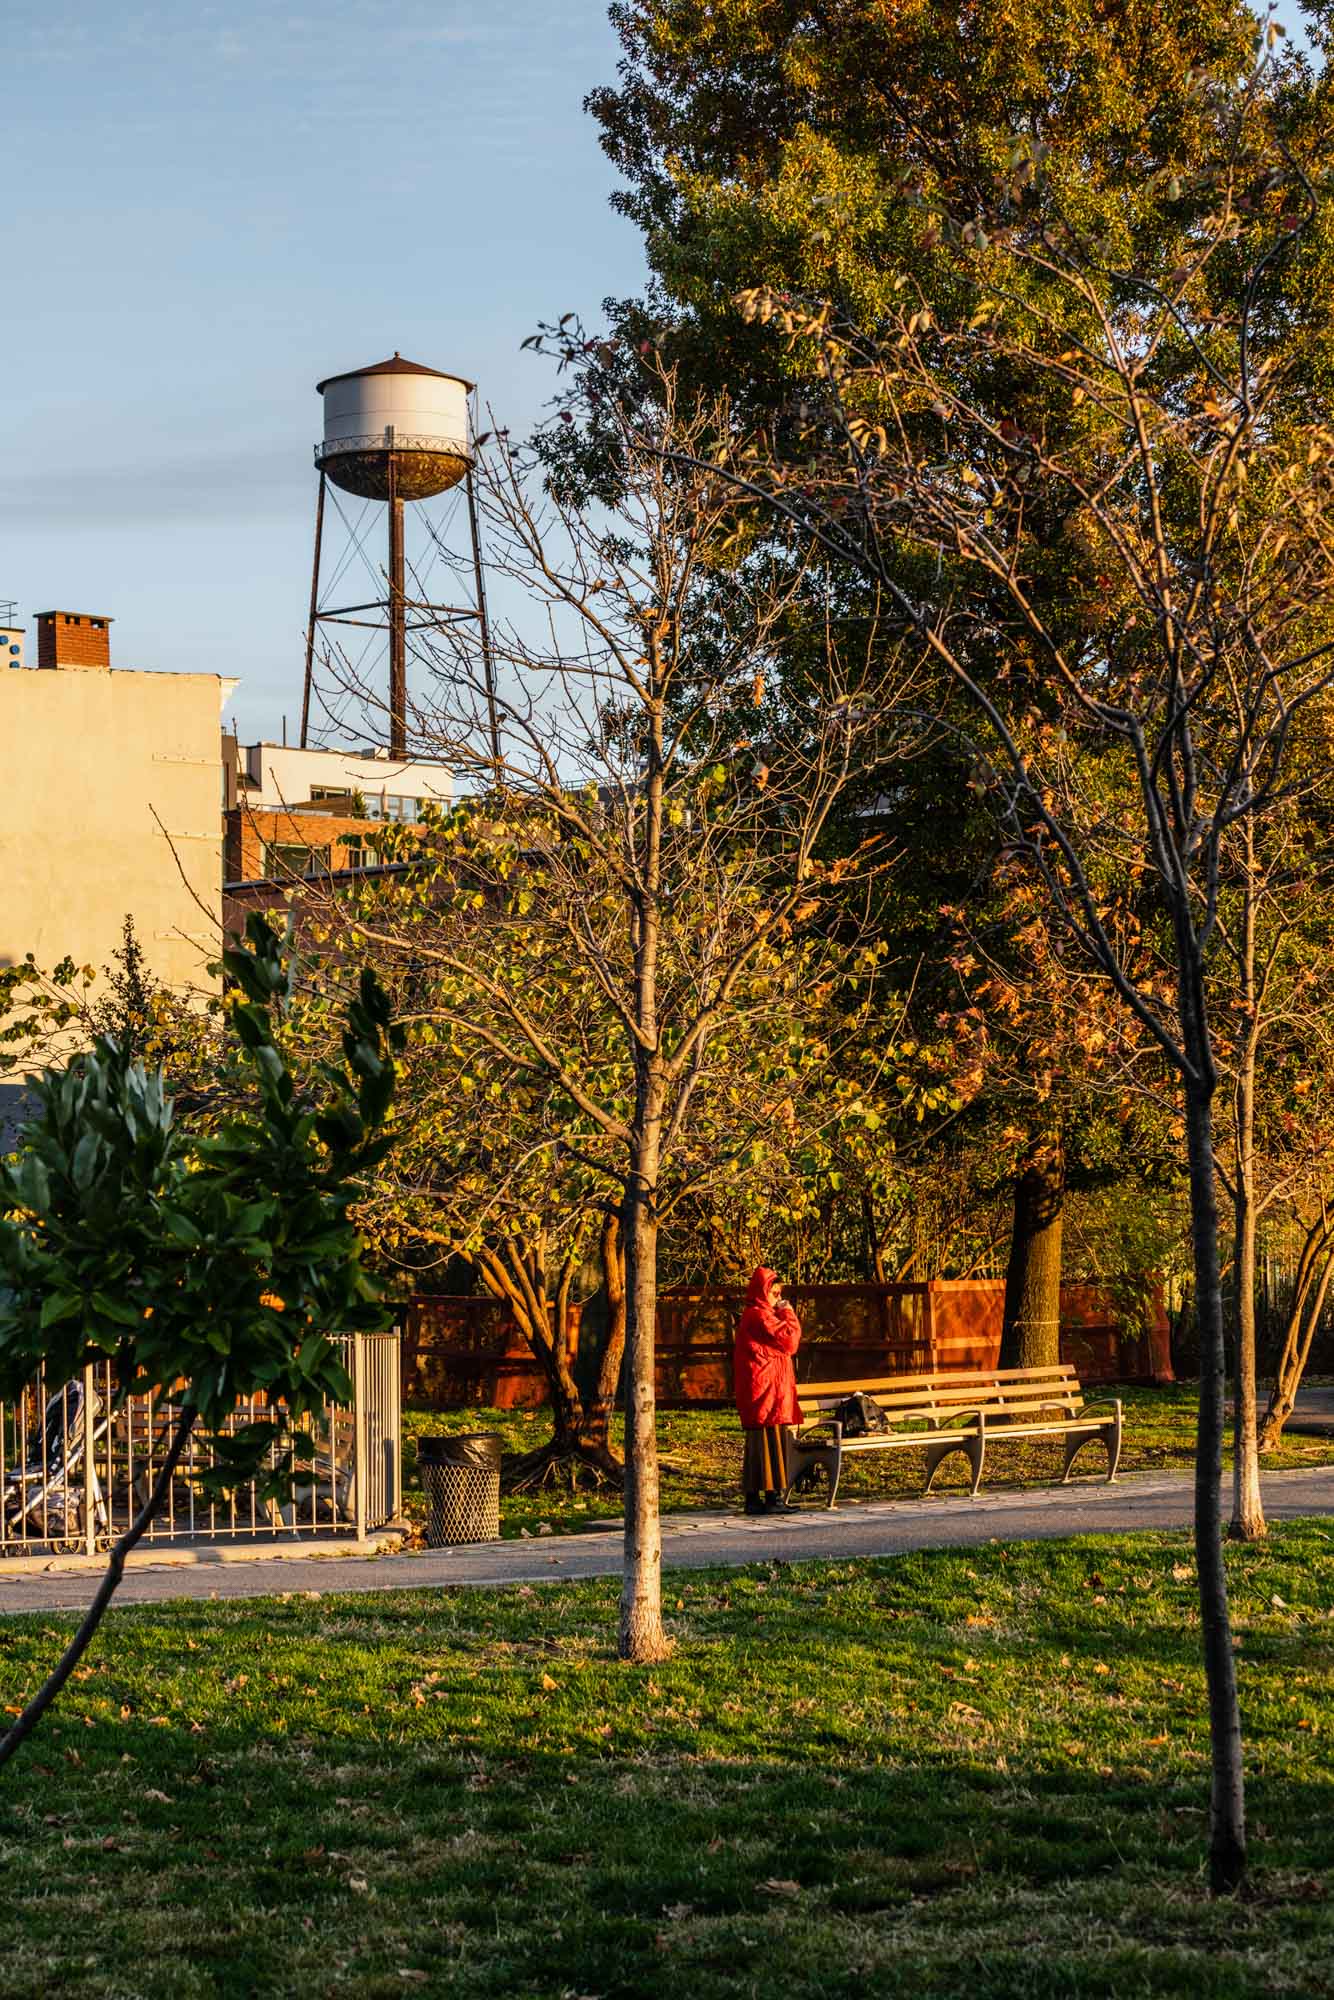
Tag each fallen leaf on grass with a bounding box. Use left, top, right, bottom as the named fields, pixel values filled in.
left=142, top=1790, right=172, bottom=1804
left=761, top=1879, right=802, bottom=1898
left=540, top=1673, right=560, bottom=1692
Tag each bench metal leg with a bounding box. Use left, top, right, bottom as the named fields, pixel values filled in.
left=1060, top=1402, right=1123, bottom=1485
left=922, top=1439, right=954, bottom=1496
left=1105, top=1401, right=1123, bottom=1483
left=787, top=1445, right=841, bottom=1510
left=1060, top=1436, right=1088, bottom=1483
left=923, top=1434, right=984, bottom=1499
left=967, top=1431, right=985, bottom=1499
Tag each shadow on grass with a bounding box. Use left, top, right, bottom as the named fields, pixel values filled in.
left=0, top=1527, right=1329, bottom=1998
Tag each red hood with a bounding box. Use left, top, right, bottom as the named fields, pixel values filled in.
left=745, top=1266, right=779, bottom=1308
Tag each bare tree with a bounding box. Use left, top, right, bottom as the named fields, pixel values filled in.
left=315, top=372, right=905, bottom=1660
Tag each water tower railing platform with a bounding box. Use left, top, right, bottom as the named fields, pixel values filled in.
left=315, top=430, right=470, bottom=466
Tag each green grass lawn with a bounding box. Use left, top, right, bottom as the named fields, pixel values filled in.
left=0, top=1525, right=1330, bottom=1997
left=402, top=1385, right=1334, bottom=1539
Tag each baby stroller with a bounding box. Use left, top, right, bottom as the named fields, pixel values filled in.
left=2, top=1377, right=109, bottom=1545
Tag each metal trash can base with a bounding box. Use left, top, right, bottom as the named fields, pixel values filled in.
left=422, top=1461, right=500, bottom=1546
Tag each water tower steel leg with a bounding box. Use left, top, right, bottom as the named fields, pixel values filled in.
left=300, top=469, right=326, bottom=751
left=388, top=455, right=406, bottom=759
left=465, top=463, right=500, bottom=776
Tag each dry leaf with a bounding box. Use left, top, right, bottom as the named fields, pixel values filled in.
left=540, top=1673, right=560, bottom=1692
left=762, top=1878, right=802, bottom=1898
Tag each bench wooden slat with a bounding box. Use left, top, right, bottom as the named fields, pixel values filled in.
left=800, top=1366, right=1076, bottom=1398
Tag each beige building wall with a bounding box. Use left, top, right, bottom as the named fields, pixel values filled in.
left=0, top=668, right=230, bottom=1051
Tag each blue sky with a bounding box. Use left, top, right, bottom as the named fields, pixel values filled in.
left=3, top=1, right=646, bottom=744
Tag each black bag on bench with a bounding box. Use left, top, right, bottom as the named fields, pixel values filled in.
left=834, top=1392, right=888, bottom=1438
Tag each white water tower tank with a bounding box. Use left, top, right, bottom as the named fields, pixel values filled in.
left=315, top=353, right=473, bottom=502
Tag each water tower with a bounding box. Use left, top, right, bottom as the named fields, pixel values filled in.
left=301, top=353, right=496, bottom=759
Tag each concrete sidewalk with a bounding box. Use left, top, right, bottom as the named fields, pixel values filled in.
left=0, top=1465, right=1331, bottom=1616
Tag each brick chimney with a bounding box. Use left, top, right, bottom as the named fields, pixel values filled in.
left=36, top=610, right=112, bottom=671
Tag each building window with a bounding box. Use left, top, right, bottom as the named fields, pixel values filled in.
left=366, top=793, right=422, bottom=823
left=263, top=841, right=331, bottom=881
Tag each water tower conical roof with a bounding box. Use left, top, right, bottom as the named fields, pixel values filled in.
left=316, top=352, right=475, bottom=394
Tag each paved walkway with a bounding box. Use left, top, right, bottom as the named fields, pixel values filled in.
left=1287, top=1385, right=1334, bottom=1437
left=1, top=1465, right=1331, bottom=1616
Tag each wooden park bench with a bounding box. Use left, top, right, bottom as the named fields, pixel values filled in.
left=788, top=1363, right=1122, bottom=1509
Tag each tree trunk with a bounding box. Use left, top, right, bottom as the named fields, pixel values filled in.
left=1229, top=861, right=1265, bottom=1540
left=0, top=1407, right=196, bottom=1775
left=861, top=1190, right=887, bottom=1285
left=1258, top=1215, right=1334, bottom=1450
left=619, top=628, right=671, bottom=1666
left=999, top=1136, right=1065, bottom=1369
left=478, top=1239, right=622, bottom=1492
left=1230, top=1194, right=1265, bottom=1540
left=620, top=1121, right=671, bottom=1662
left=1183, top=1080, right=1247, bottom=1893
left=587, top=1210, right=627, bottom=1450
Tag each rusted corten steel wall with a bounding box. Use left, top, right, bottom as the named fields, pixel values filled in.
left=402, top=1295, right=584, bottom=1411
left=402, top=1279, right=1172, bottom=1410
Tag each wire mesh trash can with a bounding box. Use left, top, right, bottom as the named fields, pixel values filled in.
left=418, top=1434, right=501, bottom=1547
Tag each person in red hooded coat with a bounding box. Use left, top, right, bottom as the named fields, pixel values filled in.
left=734, top=1267, right=802, bottom=1514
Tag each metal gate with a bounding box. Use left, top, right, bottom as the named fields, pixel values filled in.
left=0, top=1331, right=401, bottom=1560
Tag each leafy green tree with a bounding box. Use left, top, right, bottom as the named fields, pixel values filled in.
left=0, top=916, right=400, bottom=1770
left=716, top=21, right=1332, bottom=1890
left=577, top=0, right=1269, bottom=1358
